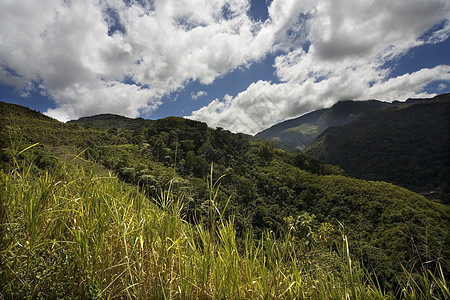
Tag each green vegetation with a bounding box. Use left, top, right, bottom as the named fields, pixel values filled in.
left=1, top=101, right=449, bottom=298
left=1, top=156, right=448, bottom=299
left=305, top=96, right=450, bottom=203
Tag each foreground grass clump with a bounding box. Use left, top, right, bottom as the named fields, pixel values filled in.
left=0, top=160, right=447, bottom=299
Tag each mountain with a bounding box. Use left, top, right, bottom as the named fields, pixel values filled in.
left=256, top=98, right=420, bottom=151
left=305, top=93, right=450, bottom=203
left=1, top=101, right=449, bottom=291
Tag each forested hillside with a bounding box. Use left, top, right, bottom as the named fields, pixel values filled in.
left=256, top=98, right=411, bottom=151
left=305, top=94, right=450, bottom=203
left=1, top=101, right=449, bottom=298
left=256, top=94, right=444, bottom=152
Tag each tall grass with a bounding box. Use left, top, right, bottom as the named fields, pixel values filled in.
left=0, top=154, right=446, bottom=298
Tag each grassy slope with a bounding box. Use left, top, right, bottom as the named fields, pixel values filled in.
left=2, top=159, right=448, bottom=299
left=1, top=102, right=449, bottom=298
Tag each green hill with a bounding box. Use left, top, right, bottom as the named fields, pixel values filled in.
left=305, top=94, right=450, bottom=203
left=67, top=113, right=154, bottom=130
left=1, top=101, right=449, bottom=296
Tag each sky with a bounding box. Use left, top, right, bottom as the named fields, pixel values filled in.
left=1, top=0, right=449, bottom=135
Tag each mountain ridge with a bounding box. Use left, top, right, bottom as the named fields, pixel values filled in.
left=255, top=94, right=447, bottom=151
left=67, top=113, right=154, bottom=130
left=305, top=94, right=450, bottom=202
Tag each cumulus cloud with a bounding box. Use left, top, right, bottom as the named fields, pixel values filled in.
left=189, top=0, right=450, bottom=134
left=0, top=0, right=275, bottom=120
left=189, top=80, right=326, bottom=134
left=190, top=65, right=450, bottom=134
left=1, top=0, right=449, bottom=129
left=45, top=81, right=159, bottom=122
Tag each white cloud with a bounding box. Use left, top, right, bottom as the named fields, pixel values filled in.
left=306, top=0, right=449, bottom=61
left=1, top=0, right=449, bottom=130
left=189, top=80, right=332, bottom=134
left=189, top=0, right=450, bottom=134
left=438, top=83, right=448, bottom=91
left=191, top=90, right=207, bottom=100
left=45, top=81, right=159, bottom=122
left=0, top=0, right=274, bottom=121
left=189, top=65, right=450, bottom=134
left=366, top=66, right=450, bottom=100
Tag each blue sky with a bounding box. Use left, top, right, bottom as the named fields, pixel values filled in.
left=1, top=0, right=449, bottom=134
